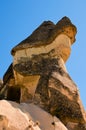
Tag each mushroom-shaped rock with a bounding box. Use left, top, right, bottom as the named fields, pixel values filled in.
left=1, top=17, right=86, bottom=127
left=11, top=16, right=76, bottom=63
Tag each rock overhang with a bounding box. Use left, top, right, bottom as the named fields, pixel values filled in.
left=11, top=16, right=77, bottom=59
left=13, top=34, right=71, bottom=65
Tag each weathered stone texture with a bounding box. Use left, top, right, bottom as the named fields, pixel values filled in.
left=66, top=122, right=86, bottom=130
left=0, top=79, right=3, bottom=90
left=0, top=17, right=86, bottom=130
left=0, top=100, right=69, bottom=130
left=11, top=17, right=76, bottom=55
left=0, top=115, right=8, bottom=130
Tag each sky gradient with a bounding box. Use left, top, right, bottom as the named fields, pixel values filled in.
left=0, top=0, right=86, bottom=109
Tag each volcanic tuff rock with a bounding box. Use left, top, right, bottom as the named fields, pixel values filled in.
left=0, top=100, right=69, bottom=130
left=0, top=79, right=3, bottom=88
left=0, top=16, right=86, bottom=130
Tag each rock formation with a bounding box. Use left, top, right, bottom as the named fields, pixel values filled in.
left=0, top=16, right=86, bottom=130
left=0, top=100, right=69, bottom=130
left=0, top=79, right=3, bottom=89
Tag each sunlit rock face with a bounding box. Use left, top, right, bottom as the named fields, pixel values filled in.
left=0, top=100, right=69, bottom=130
left=11, top=16, right=76, bottom=63
left=13, top=34, right=71, bottom=65
left=1, top=17, right=86, bottom=129
left=9, top=17, right=76, bottom=104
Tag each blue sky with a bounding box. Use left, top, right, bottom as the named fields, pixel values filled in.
left=0, top=1, right=86, bottom=109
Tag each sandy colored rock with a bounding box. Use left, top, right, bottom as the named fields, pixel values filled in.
left=0, top=16, right=86, bottom=129
left=66, top=122, right=86, bottom=130
left=11, top=17, right=76, bottom=56
left=0, top=115, right=8, bottom=130
left=32, top=57, right=86, bottom=124
left=11, top=17, right=76, bottom=73
left=0, top=100, right=69, bottom=130
left=0, top=100, right=31, bottom=130
left=1, top=16, right=76, bottom=102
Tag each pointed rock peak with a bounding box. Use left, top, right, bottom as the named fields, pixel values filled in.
left=57, top=16, right=72, bottom=25
left=55, top=16, right=77, bottom=43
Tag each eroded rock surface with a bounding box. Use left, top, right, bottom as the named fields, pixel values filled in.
left=0, top=115, right=8, bottom=130
left=0, top=16, right=86, bottom=129
left=0, top=100, right=68, bottom=130
left=66, top=122, right=86, bottom=130
left=0, top=79, right=3, bottom=89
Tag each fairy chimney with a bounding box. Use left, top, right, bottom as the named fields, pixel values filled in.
left=2, top=17, right=86, bottom=127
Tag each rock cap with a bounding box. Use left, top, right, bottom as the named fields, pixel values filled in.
left=11, top=16, right=77, bottom=56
